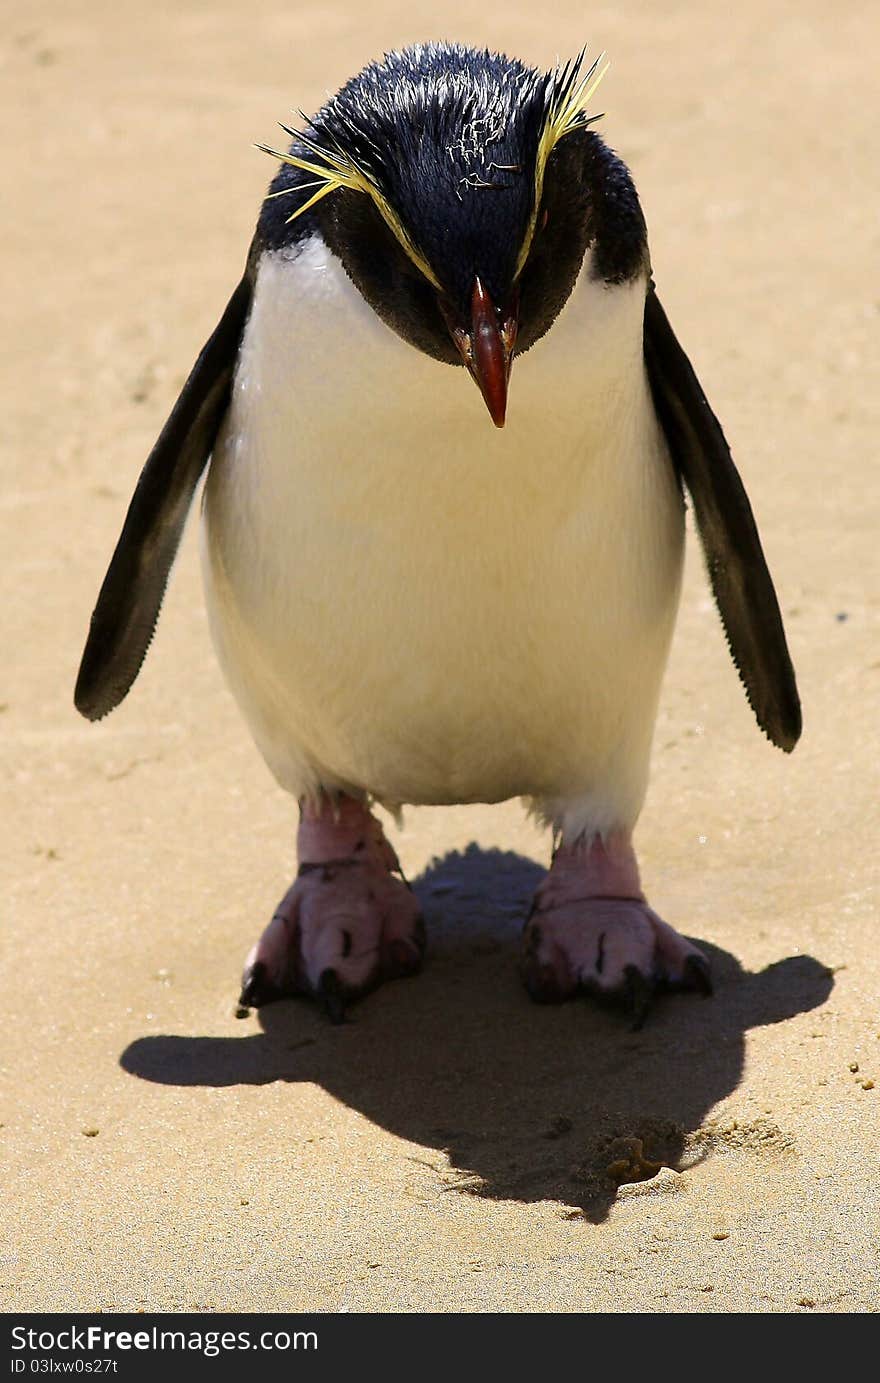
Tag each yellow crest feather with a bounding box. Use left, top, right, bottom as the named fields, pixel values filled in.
left=514, top=50, right=610, bottom=280
left=257, top=128, right=442, bottom=290
left=258, top=50, right=608, bottom=296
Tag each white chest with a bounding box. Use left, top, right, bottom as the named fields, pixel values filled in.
left=201, top=238, right=684, bottom=812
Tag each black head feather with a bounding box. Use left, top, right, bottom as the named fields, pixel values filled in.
left=257, top=43, right=648, bottom=361
left=312, top=44, right=550, bottom=309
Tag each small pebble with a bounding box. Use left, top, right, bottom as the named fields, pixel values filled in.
left=848, top=1062, right=859, bottom=1073
left=82, top=1127, right=99, bottom=1138
left=712, top=1232, right=730, bottom=1241
left=861, top=1080, right=874, bottom=1090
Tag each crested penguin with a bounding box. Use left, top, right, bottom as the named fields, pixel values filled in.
left=74, top=43, right=801, bottom=1025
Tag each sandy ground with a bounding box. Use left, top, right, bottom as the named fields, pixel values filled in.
left=2, top=0, right=878, bottom=1314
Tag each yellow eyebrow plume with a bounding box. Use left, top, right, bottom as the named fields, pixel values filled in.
left=514, top=50, right=610, bottom=280
left=257, top=127, right=442, bottom=290
left=258, top=50, right=608, bottom=295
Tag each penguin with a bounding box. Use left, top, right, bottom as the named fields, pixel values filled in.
left=74, top=43, right=801, bottom=1025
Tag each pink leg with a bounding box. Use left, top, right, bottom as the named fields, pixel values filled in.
left=240, top=795, right=424, bottom=1021
left=522, top=832, right=711, bottom=1026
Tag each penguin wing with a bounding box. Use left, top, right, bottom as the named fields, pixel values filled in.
left=643, top=285, right=801, bottom=751
left=74, top=273, right=252, bottom=721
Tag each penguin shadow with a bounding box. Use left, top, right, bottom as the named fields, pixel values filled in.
left=121, top=845, right=833, bottom=1221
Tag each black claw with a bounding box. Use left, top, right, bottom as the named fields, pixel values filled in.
left=683, top=953, right=714, bottom=997
left=523, top=923, right=542, bottom=958
left=239, top=961, right=270, bottom=1009
left=318, top=968, right=347, bottom=1025
left=412, top=912, right=427, bottom=956
left=397, top=863, right=413, bottom=891
left=522, top=955, right=572, bottom=1003
left=595, top=930, right=606, bottom=975
left=623, top=965, right=654, bottom=1031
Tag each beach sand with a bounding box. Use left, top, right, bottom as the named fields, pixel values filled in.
left=2, top=0, right=878, bottom=1312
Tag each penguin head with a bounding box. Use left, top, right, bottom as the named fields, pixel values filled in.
left=258, top=43, right=648, bottom=427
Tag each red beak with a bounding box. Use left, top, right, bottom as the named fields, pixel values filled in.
left=442, top=278, right=518, bottom=428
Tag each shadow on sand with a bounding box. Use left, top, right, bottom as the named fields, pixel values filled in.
left=121, top=846, right=832, bottom=1221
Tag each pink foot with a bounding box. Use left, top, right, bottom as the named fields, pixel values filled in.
left=522, top=833, right=711, bottom=1026
left=239, top=796, right=424, bottom=1021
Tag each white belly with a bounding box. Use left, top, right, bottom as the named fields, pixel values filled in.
left=201, top=238, right=684, bottom=824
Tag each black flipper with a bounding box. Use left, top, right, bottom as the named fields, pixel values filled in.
left=643, top=285, right=801, bottom=751
left=74, top=273, right=252, bottom=721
